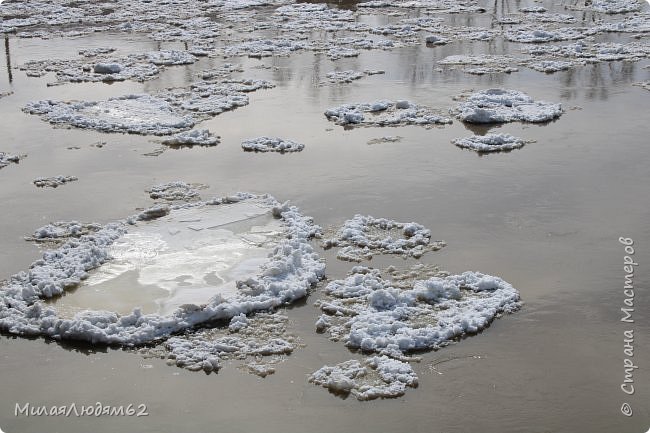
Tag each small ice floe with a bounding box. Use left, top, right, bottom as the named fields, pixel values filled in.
left=151, top=312, right=297, bottom=374
left=367, top=136, right=403, bottom=145
left=146, top=50, right=196, bottom=66
left=93, top=62, right=123, bottom=74
left=162, top=130, right=220, bottom=147
left=505, top=26, right=597, bottom=43
left=309, top=356, right=418, bottom=401
left=33, top=175, right=78, bottom=188
left=0, top=194, right=325, bottom=346
left=327, top=47, right=361, bottom=60
left=219, top=78, right=275, bottom=92
left=438, top=55, right=521, bottom=75
left=241, top=137, right=305, bottom=153
left=324, top=100, right=452, bottom=127
left=24, top=95, right=195, bottom=135
left=452, top=88, right=563, bottom=124
left=0, top=152, right=22, bottom=169
left=324, top=70, right=364, bottom=84
left=452, top=134, right=529, bottom=153
left=323, top=215, right=445, bottom=262
left=528, top=60, right=574, bottom=72
left=146, top=181, right=205, bottom=201
left=315, top=267, right=520, bottom=355
left=0, top=91, right=13, bottom=99
left=519, top=6, right=547, bottom=13
left=592, top=0, right=642, bottom=14
left=26, top=221, right=103, bottom=243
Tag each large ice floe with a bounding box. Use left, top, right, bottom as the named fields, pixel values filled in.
left=324, top=100, right=452, bottom=127
left=314, top=266, right=520, bottom=356
left=0, top=193, right=325, bottom=346
left=452, top=134, right=530, bottom=153
left=309, top=356, right=418, bottom=400
left=452, top=89, right=563, bottom=124
left=241, top=137, right=305, bottom=153
left=323, top=215, right=446, bottom=262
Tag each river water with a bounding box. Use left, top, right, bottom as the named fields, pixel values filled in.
left=1, top=0, right=649, bottom=432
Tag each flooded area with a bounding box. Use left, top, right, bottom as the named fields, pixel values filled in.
left=1, top=0, right=649, bottom=431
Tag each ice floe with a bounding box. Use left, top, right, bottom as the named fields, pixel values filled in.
left=592, top=0, right=642, bottom=14
left=0, top=194, right=325, bottom=346
left=323, top=215, right=445, bottom=262
left=367, top=136, right=403, bottom=145
left=309, top=356, right=418, bottom=400
left=438, top=55, right=521, bottom=75
left=324, top=70, right=365, bottom=84
left=452, top=89, right=563, bottom=124
left=315, top=266, right=521, bottom=355
left=325, top=100, right=452, bottom=127
left=33, top=175, right=78, bottom=188
left=241, top=137, right=305, bottom=153
left=452, top=134, right=529, bottom=153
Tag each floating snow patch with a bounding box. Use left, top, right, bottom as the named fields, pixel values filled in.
left=315, top=267, right=520, bottom=356
left=452, top=89, right=563, bottom=124
left=0, top=194, right=325, bottom=345
left=599, top=13, right=650, bottom=33
left=162, top=129, right=220, bottom=147
left=241, top=137, right=305, bottom=153
left=0, top=152, right=22, bottom=169
left=367, top=136, right=403, bottom=145
left=323, top=215, right=445, bottom=262
left=325, top=101, right=452, bottom=127
left=33, top=175, right=78, bottom=188
left=224, top=39, right=306, bottom=57
left=309, top=356, right=418, bottom=400
left=452, top=134, right=528, bottom=153
left=24, top=95, right=195, bottom=135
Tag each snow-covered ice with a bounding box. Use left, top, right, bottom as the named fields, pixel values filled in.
left=452, top=134, right=529, bottom=153
left=452, top=89, right=563, bottom=124
left=162, top=130, right=220, bottom=147
left=241, top=137, right=305, bottom=153
left=316, top=267, right=520, bottom=355
left=27, top=221, right=103, bottom=243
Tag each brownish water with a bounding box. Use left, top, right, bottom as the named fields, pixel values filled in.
left=1, top=1, right=649, bottom=432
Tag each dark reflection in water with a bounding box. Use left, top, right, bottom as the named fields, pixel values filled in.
left=4, top=35, right=12, bottom=84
